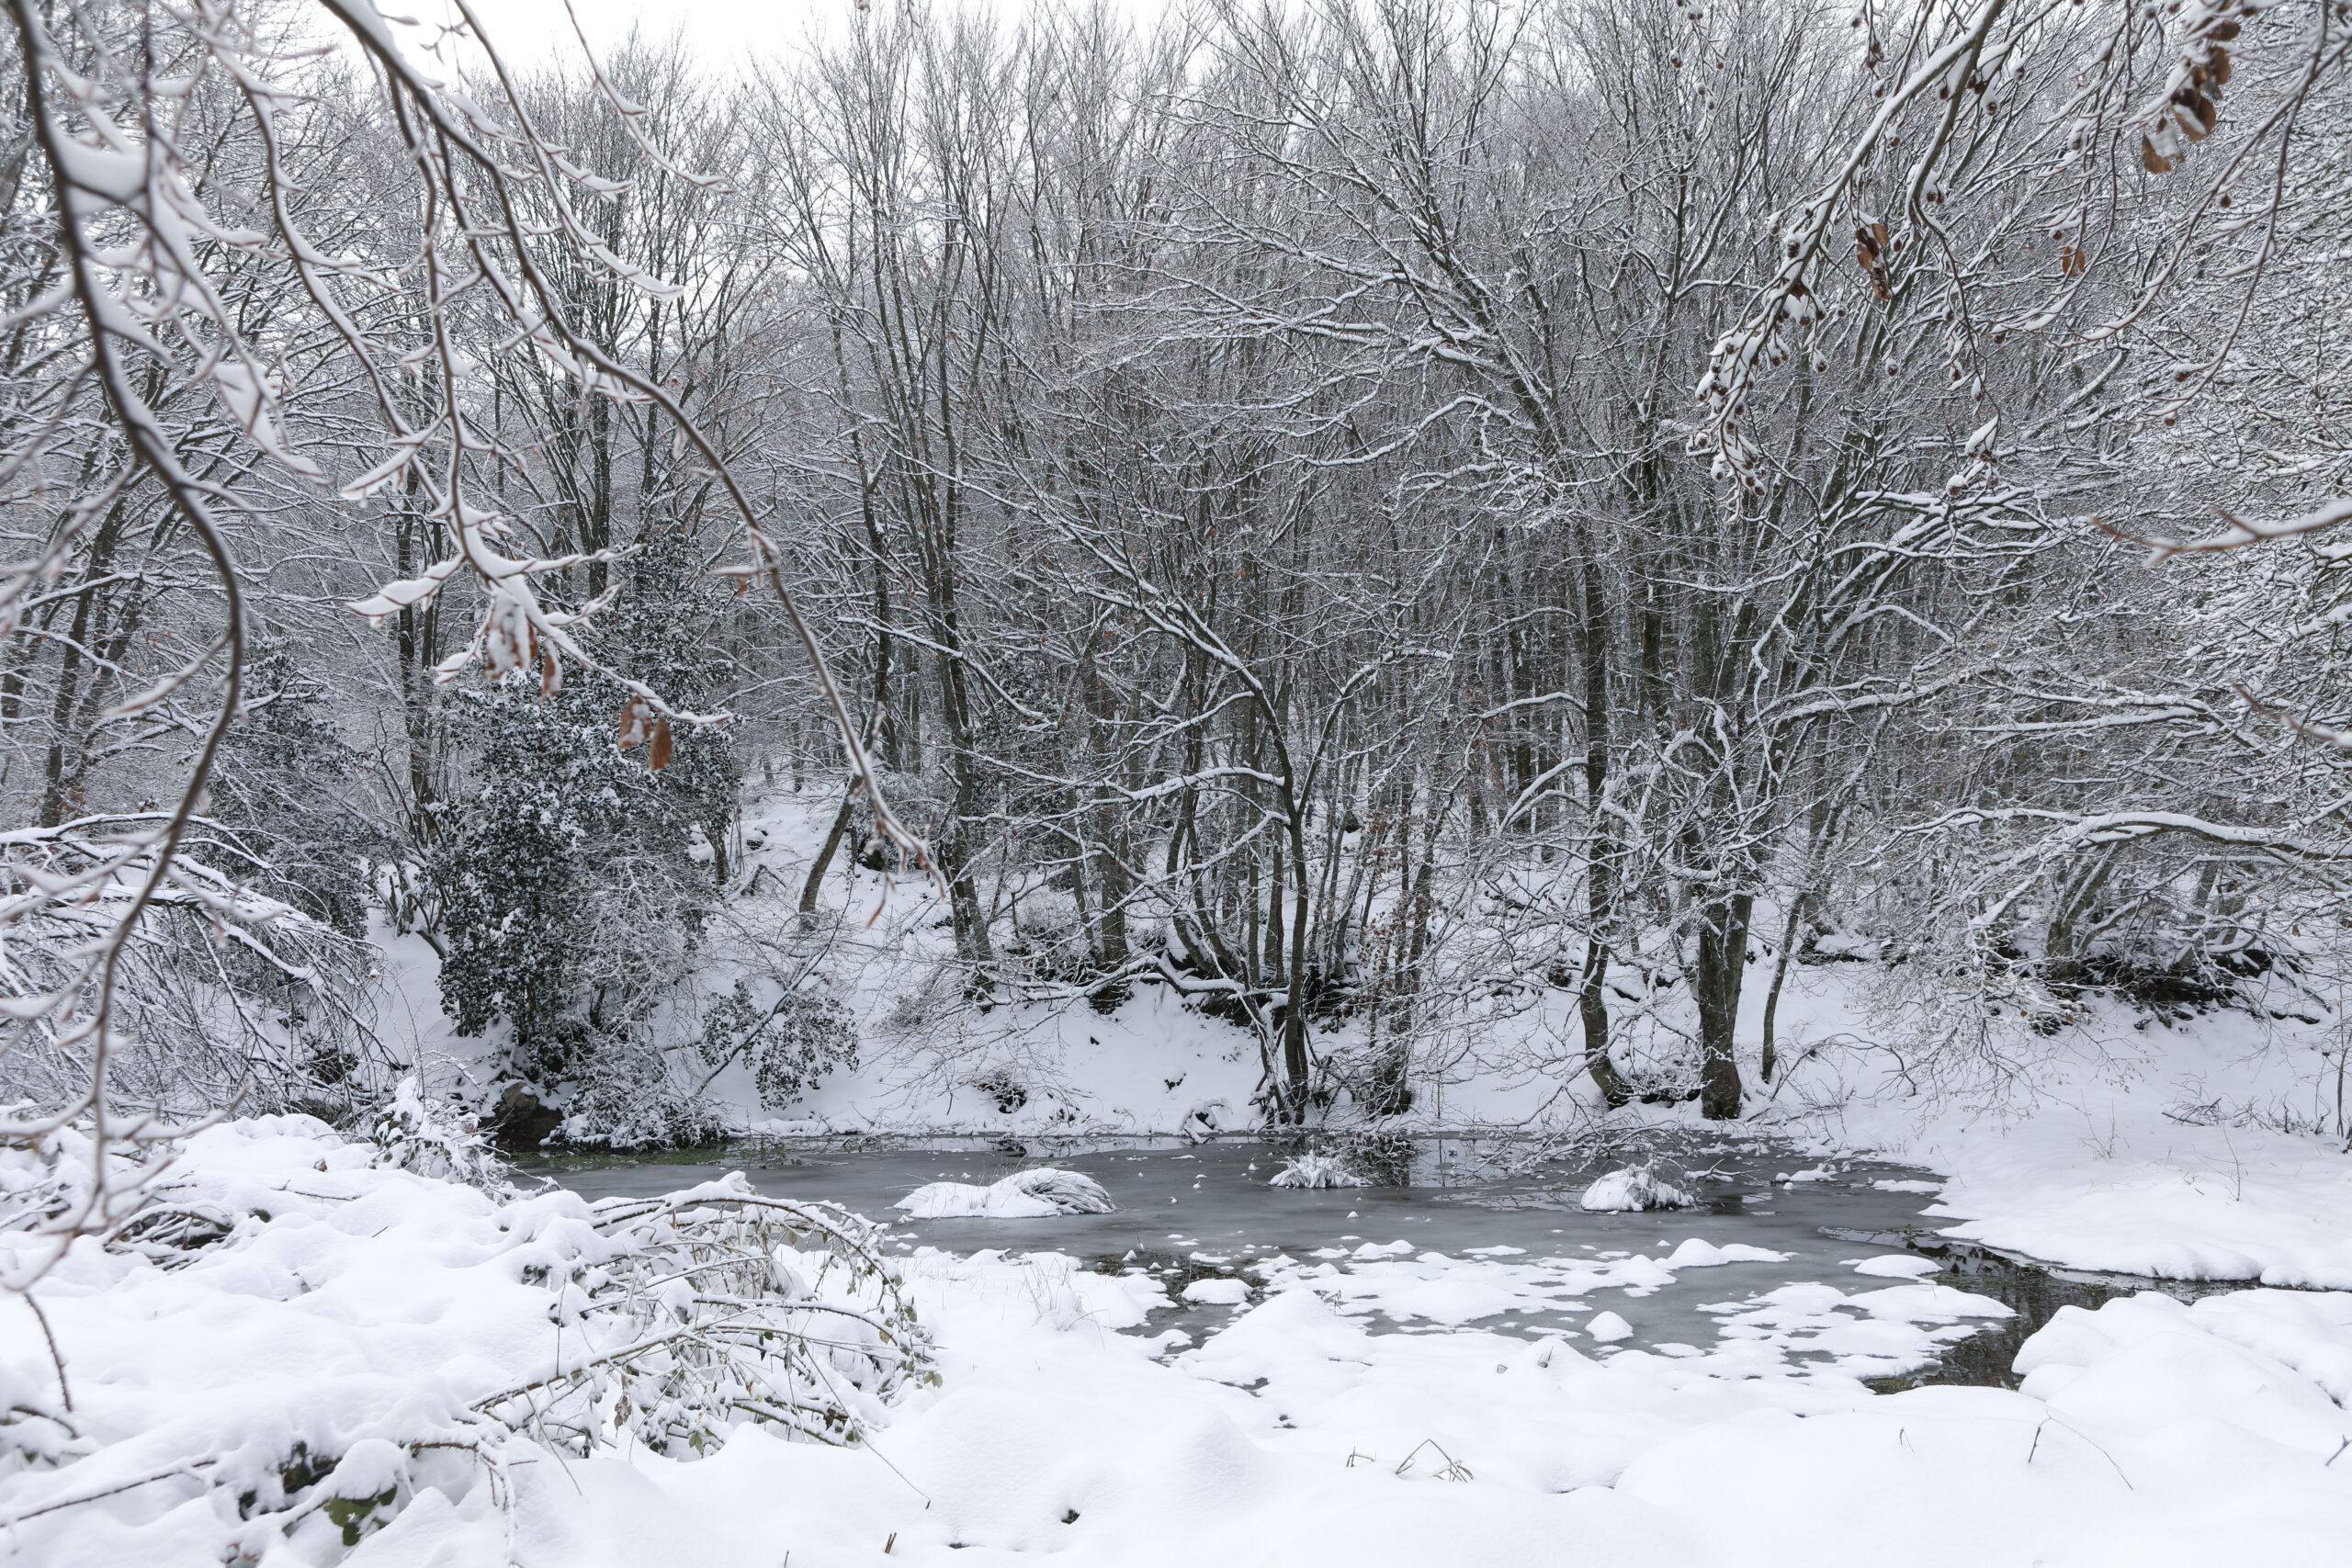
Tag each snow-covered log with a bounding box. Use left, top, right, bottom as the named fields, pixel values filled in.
left=1578, top=1167, right=1697, bottom=1213
left=896, top=1168, right=1116, bottom=1219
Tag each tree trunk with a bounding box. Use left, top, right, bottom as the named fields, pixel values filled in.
left=1575, top=544, right=1634, bottom=1108
left=1694, top=891, right=1752, bottom=1120
left=1758, top=893, right=1806, bottom=1085
left=800, top=785, right=857, bottom=929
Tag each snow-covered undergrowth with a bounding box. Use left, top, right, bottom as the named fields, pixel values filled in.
left=1268, top=1153, right=1371, bottom=1190
left=1579, top=1165, right=1697, bottom=1212
left=895, top=1167, right=1115, bottom=1219
left=366, top=1075, right=506, bottom=1190
left=0, top=1118, right=931, bottom=1565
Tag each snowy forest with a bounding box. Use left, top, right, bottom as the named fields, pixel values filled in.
left=5, top=1, right=2352, bottom=1565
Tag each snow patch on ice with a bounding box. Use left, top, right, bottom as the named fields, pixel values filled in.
left=1663, top=1237, right=1790, bottom=1269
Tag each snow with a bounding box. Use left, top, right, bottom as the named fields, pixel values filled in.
left=10, top=1118, right=2352, bottom=1568
left=1701, top=1280, right=2014, bottom=1380
left=0, top=1116, right=918, bottom=1566
left=1924, top=1135, right=2352, bottom=1288
left=103, top=790, right=2352, bottom=1564
left=1804, top=995, right=2352, bottom=1290
left=1662, top=1238, right=1790, bottom=1269
left=894, top=1167, right=1116, bottom=1219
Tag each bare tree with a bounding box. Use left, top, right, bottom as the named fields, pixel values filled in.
left=0, top=0, right=914, bottom=1269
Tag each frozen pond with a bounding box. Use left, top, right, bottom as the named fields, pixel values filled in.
left=532, top=1135, right=2234, bottom=1385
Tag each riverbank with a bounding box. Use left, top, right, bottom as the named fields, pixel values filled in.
left=392, top=789, right=2352, bottom=1296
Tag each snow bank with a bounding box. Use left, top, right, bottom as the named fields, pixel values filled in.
left=895, top=1167, right=1116, bottom=1219
left=1764, top=981, right=2352, bottom=1291
left=1923, top=1133, right=2352, bottom=1289
left=0, top=1117, right=926, bottom=1567
left=1612, top=1289, right=2352, bottom=1567
left=1579, top=1165, right=1696, bottom=1212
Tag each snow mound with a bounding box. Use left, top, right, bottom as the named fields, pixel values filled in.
left=0, top=1115, right=926, bottom=1568
left=1586, top=1309, right=1634, bottom=1342
left=1182, top=1277, right=1252, bottom=1305
left=896, top=1167, right=1116, bottom=1218
left=1578, top=1166, right=1696, bottom=1212
left=1268, top=1153, right=1371, bottom=1189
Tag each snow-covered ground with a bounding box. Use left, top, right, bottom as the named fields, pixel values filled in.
left=681, top=1253, right=2351, bottom=1568
left=7, top=1114, right=2348, bottom=1567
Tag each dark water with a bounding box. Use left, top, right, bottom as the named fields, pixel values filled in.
left=527, top=1135, right=2237, bottom=1384
left=1820, top=1227, right=2249, bottom=1391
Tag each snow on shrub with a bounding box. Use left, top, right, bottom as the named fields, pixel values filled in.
left=966, top=1063, right=1031, bottom=1114
left=1267, top=1153, right=1371, bottom=1190
left=697, top=979, right=859, bottom=1111
left=549, top=1031, right=736, bottom=1151
left=895, top=1168, right=1115, bottom=1218
left=1578, top=1165, right=1697, bottom=1212
left=493, top=1176, right=933, bottom=1454
left=0, top=1108, right=933, bottom=1563
left=368, top=1076, right=508, bottom=1191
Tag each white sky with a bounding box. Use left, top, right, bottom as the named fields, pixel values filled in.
left=450, top=0, right=1173, bottom=67
left=456, top=0, right=835, bottom=65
